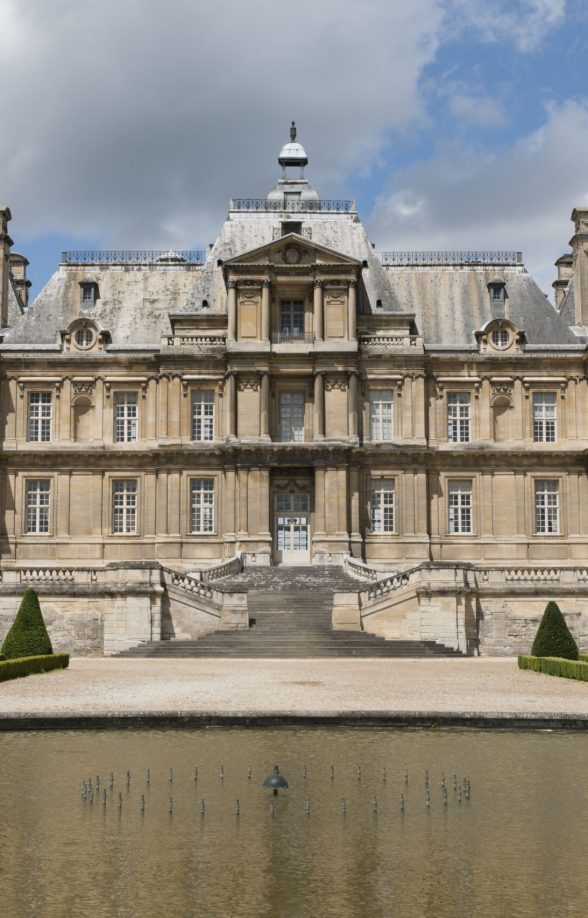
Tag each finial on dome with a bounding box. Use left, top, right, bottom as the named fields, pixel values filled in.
left=290, top=121, right=297, bottom=142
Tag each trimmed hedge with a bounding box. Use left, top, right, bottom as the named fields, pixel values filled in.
left=0, top=653, right=69, bottom=683
left=1, top=588, right=53, bottom=659
left=530, top=601, right=578, bottom=660
left=580, top=654, right=588, bottom=664
left=518, top=655, right=588, bottom=682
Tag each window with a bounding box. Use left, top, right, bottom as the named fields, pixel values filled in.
left=191, top=392, right=214, bottom=441
left=448, top=480, right=473, bottom=534
left=279, top=392, right=305, bottom=442
left=371, top=480, right=395, bottom=533
left=282, top=221, right=302, bottom=236
left=447, top=393, right=470, bottom=443
left=280, top=301, right=304, bottom=337
left=533, top=392, right=556, bottom=443
left=535, top=480, right=559, bottom=534
left=276, top=493, right=310, bottom=513
left=27, top=391, right=52, bottom=442
left=190, top=479, right=215, bottom=533
left=491, top=328, right=509, bottom=348
left=369, top=390, right=393, bottom=441
left=112, top=480, right=137, bottom=534
left=25, top=479, right=50, bottom=534
left=74, top=327, right=94, bottom=349
left=80, top=282, right=97, bottom=304
left=114, top=393, right=138, bottom=443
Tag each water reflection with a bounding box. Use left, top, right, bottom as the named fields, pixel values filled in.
left=0, top=728, right=587, bottom=918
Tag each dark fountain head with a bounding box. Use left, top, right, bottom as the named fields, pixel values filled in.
left=263, top=765, right=289, bottom=796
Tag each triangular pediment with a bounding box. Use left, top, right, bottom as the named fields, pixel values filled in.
left=223, top=233, right=361, bottom=269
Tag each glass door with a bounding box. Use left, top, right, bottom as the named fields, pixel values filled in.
left=274, top=493, right=311, bottom=565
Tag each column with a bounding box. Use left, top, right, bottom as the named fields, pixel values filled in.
left=348, top=372, right=358, bottom=438
left=314, top=467, right=326, bottom=535
left=261, top=280, right=271, bottom=342
left=226, top=372, right=236, bottom=439
left=227, top=280, right=237, bottom=340
left=222, top=467, right=236, bottom=538
left=313, top=279, right=323, bottom=340
left=347, top=280, right=357, bottom=340
left=156, top=471, right=169, bottom=535
left=313, top=372, right=324, bottom=439
left=349, top=465, right=361, bottom=556
left=260, top=372, right=270, bottom=438
left=259, top=467, right=271, bottom=538
left=238, top=467, right=248, bottom=534
left=337, top=468, right=348, bottom=535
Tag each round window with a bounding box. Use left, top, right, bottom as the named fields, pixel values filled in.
left=74, top=327, right=94, bottom=349
left=491, top=328, right=510, bottom=349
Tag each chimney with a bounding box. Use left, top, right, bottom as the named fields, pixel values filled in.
left=552, top=253, right=573, bottom=311
left=9, top=252, right=31, bottom=308
left=570, top=208, right=588, bottom=325
left=0, top=205, right=13, bottom=327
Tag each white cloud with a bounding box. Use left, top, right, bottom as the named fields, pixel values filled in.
left=448, top=92, right=506, bottom=128
left=1, top=0, right=443, bottom=248
left=445, top=0, right=566, bottom=52
left=368, top=100, right=588, bottom=295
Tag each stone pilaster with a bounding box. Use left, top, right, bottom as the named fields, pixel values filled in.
left=313, top=372, right=324, bottom=439
left=313, top=279, right=323, bottom=340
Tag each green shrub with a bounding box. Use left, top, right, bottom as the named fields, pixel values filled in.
left=580, top=654, right=588, bottom=664
left=530, top=601, right=578, bottom=660
left=518, top=655, right=588, bottom=682
left=1, top=588, right=53, bottom=659
left=0, top=653, right=69, bottom=683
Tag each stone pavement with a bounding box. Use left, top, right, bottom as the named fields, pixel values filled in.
left=0, top=658, right=587, bottom=723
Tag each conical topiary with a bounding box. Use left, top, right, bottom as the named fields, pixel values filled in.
left=1, top=588, right=53, bottom=659
left=531, top=601, right=578, bottom=660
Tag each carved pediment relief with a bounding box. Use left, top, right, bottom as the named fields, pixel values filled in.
left=223, top=233, right=360, bottom=270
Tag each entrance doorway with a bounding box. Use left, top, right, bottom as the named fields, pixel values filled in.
left=274, top=492, right=311, bottom=565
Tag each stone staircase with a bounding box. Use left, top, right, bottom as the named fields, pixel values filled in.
left=119, top=566, right=462, bottom=658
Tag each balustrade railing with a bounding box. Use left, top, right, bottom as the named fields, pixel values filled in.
left=230, top=198, right=356, bottom=213
left=161, top=567, right=218, bottom=604
left=271, top=331, right=315, bottom=344
left=199, top=556, right=242, bottom=583
left=61, top=250, right=206, bottom=265
left=359, top=335, right=419, bottom=349
left=377, top=251, right=523, bottom=266
left=20, top=568, right=76, bottom=583
left=165, top=335, right=225, bottom=348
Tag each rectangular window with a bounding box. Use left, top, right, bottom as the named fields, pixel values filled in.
left=25, top=479, right=50, bottom=534
left=190, top=478, right=215, bottom=533
left=535, top=480, right=559, bottom=534
left=448, top=479, right=473, bottom=534
left=114, top=393, right=138, bottom=443
left=112, top=480, right=137, bottom=534
left=27, top=391, right=52, bottom=442
left=191, top=392, right=215, bottom=441
left=280, top=301, right=305, bottom=336
left=371, top=480, right=395, bottom=533
left=447, top=392, right=471, bottom=443
left=533, top=392, right=556, bottom=443
left=279, top=392, right=305, bottom=442
left=369, top=390, right=393, bottom=441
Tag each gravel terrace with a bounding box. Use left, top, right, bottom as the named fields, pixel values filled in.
left=1, top=657, right=587, bottom=719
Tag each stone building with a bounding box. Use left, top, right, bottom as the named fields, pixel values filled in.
left=1, top=125, right=587, bottom=656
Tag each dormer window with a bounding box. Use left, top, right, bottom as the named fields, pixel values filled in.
left=491, top=328, right=510, bottom=349
left=75, top=327, right=94, bottom=349
left=488, top=280, right=506, bottom=306
left=79, top=279, right=98, bottom=305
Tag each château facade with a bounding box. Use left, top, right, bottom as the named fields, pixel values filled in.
left=1, top=125, right=587, bottom=655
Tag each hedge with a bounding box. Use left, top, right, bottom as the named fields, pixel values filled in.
left=1, top=588, right=52, bottom=659
left=580, top=654, right=588, bottom=664
left=518, top=655, right=588, bottom=682
left=0, top=653, right=69, bottom=684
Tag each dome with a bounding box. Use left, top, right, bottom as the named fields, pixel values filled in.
left=278, top=141, right=308, bottom=166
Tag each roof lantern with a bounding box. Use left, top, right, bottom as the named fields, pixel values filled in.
left=278, top=121, right=308, bottom=169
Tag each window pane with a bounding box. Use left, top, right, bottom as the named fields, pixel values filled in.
left=371, top=480, right=395, bottom=533
left=25, top=479, right=50, bottom=533
left=533, top=392, right=556, bottom=443
left=27, top=391, right=52, bottom=442
left=279, top=392, right=305, bottom=442
left=280, top=301, right=304, bottom=336
left=192, top=392, right=215, bottom=441
left=447, top=393, right=470, bottom=443
left=448, top=479, right=472, bottom=534
left=114, top=393, right=138, bottom=443
left=535, top=479, right=559, bottom=534
left=191, top=478, right=214, bottom=533
left=369, top=390, right=393, bottom=441
left=112, top=480, right=137, bottom=534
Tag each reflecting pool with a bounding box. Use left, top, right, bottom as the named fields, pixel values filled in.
left=0, top=728, right=587, bottom=917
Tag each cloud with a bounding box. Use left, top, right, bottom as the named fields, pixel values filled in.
left=448, top=92, right=506, bottom=128
left=1, top=0, right=443, bottom=249
left=368, top=100, right=588, bottom=295
left=445, top=0, right=566, bottom=52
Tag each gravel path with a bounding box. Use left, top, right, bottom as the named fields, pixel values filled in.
left=1, top=657, right=587, bottom=718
